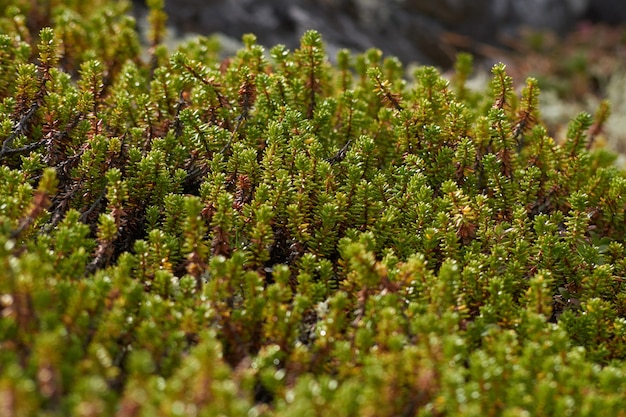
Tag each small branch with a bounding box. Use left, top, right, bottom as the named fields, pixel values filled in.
left=0, top=103, right=40, bottom=160
left=327, top=139, right=352, bottom=164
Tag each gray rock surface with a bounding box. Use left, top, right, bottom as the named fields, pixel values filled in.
left=138, top=0, right=626, bottom=66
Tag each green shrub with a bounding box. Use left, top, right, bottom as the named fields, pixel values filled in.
left=0, top=1, right=625, bottom=416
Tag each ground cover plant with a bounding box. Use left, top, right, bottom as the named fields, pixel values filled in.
left=1, top=1, right=626, bottom=416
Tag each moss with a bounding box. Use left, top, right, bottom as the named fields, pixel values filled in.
left=0, top=1, right=625, bottom=416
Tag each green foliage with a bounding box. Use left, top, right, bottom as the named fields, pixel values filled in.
left=0, top=2, right=625, bottom=416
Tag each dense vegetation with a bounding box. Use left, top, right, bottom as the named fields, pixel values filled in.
left=1, top=1, right=625, bottom=416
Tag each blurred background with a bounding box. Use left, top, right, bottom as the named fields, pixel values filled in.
left=133, top=0, right=626, bottom=162
left=134, top=0, right=625, bottom=66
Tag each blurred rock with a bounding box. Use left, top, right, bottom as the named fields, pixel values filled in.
left=586, top=0, right=626, bottom=24
left=135, top=0, right=626, bottom=67
left=495, top=0, right=588, bottom=32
